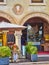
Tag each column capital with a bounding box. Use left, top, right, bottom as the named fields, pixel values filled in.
left=14, top=31, right=22, bottom=36
left=14, top=31, right=22, bottom=51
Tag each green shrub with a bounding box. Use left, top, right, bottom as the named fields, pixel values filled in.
left=26, top=42, right=37, bottom=54
left=0, top=46, right=11, bottom=58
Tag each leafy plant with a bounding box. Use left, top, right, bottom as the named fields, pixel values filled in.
left=0, top=46, right=11, bottom=58
left=26, top=42, right=37, bottom=54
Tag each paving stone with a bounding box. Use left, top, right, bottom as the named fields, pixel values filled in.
left=10, top=62, right=49, bottom=65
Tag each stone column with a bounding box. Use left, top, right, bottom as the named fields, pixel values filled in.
left=2, top=30, right=9, bottom=46
left=14, top=31, right=22, bottom=51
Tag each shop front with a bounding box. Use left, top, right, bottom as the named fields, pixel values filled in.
left=0, top=22, right=26, bottom=51
left=21, top=16, right=49, bottom=60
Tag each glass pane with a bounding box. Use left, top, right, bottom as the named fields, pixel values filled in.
left=27, top=25, right=38, bottom=42
left=31, top=0, right=43, bottom=3
left=7, top=34, right=15, bottom=43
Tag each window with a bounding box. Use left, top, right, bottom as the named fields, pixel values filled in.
left=0, top=0, right=4, bottom=2
left=31, top=0, right=43, bottom=3
left=0, top=0, right=6, bottom=5
left=7, top=34, right=15, bottom=43
left=30, top=0, right=46, bottom=5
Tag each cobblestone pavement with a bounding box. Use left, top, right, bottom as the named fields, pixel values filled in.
left=10, top=62, right=49, bottom=65
left=9, top=58, right=49, bottom=65
left=9, top=61, right=49, bottom=65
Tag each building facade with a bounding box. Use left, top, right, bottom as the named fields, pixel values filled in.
left=0, top=0, right=49, bottom=52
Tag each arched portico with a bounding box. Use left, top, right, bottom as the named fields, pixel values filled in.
left=0, top=11, right=17, bottom=24
left=20, top=12, right=49, bottom=25
left=21, top=12, right=49, bottom=53
left=0, top=11, right=23, bottom=51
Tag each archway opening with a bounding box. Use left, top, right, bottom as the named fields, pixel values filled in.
left=21, top=17, right=49, bottom=52
left=0, top=17, right=15, bottom=48
left=0, top=17, right=10, bottom=23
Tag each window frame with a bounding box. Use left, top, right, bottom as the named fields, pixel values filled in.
left=29, top=0, right=46, bottom=6
left=7, top=32, right=15, bottom=44
left=0, top=0, right=6, bottom=5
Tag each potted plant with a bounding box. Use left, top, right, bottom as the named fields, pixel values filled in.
left=26, top=42, right=38, bottom=61
left=0, top=46, right=11, bottom=65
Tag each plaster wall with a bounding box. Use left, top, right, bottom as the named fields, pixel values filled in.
left=0, top=0, right=49, bottom=24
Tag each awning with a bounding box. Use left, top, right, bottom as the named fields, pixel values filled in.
left=0, top=22, right=26, bottom=29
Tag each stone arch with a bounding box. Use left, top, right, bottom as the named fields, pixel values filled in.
left=20, top=12, right=49, bottom=25
left=0, top=11, right=17, bottom=23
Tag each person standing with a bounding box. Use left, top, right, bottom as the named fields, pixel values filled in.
left=12, top=44, right=19, bottom=62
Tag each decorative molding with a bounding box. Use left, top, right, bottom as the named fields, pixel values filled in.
left=0, top=11, right=17, bottom=24
left=14, top=31, right=22, bottom=36
left=20, top=12, right=49, bottom=25
left=13, top=4, right=24, bottom=15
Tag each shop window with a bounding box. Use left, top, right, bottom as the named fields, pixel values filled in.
left=27, top=24, right=43, bottom=42
left=0, top=0, right=6, bottom=5
left=7, top=33, right=15, bottom=45
left=27, top=25, right=39, bottom=42
left=30, top=0, right=46, bottom=5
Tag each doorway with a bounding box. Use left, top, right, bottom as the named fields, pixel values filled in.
left=21, top=17, right=49, bottom=52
